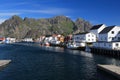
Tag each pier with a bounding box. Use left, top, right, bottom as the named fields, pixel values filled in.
left=97, top=64, right=120, bottom=79
left=0, top=60, right=11, bottom=67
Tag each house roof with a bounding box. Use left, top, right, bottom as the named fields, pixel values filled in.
left=99, top=26, right=115, bottom=34
left=90, top=24, right=103, bottom=30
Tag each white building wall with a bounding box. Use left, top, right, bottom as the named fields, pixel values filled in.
left=99, top=26, right=120, bottom=42
left=73, top=34, right=85, bottom=42
left=99, top=34, right=108, bottom=41
left=90, top=24, right=106, bottom=39
left=23, top=38, right=33, bottom=42
left=86, top=33, right=96, bottom=42
left=74, top=33, right=96, bottom=43
left=114, top=33, right=120, bottom=41
left=90, top=30, right=98, bottom=37
left=108, top=26, right=120, bottom=42
left=93, top=42, right=120, bottom=50
left=93, top=26, right=120, bottom=50
left=112, top=42, right=120, bottom=50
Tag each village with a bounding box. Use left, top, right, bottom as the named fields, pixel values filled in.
left=1, top=24, right=120, bottom=54
left=0, top=24, right=120, bottom=79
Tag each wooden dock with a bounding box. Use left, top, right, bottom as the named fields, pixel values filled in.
left=0, top=60, right=11, bottom=67
left=97, top=64, right=120, bottom=79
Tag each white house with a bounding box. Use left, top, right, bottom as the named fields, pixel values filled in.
left=73, top=32, right=96, bottom=43
left=5, top=37, right=16, bottom=43
left=99, top=25, right=120, bottom=42
left=90, top=24, right=106, bottom=39
left=22, top=38, right=33, bottom=42
left=93, top=25, right=120, bottom=50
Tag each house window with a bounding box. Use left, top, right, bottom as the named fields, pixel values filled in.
left=112, top=37, right=114, bottom=40
left=116, top=43, right=119, bottom=47
left=88, top=35, right=90, bottom=37
left=118, top=37, right=120, bottom=40
left=111, top=31, right=114, bottom=34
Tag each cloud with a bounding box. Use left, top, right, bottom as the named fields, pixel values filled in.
left=0, top=7, right=72, bottom=24
left=0, top=19, right=6, bottom=24
left=0, top=2, right=29, bottom=7
left=0, top=7, right=71, bottom=15
left=0, top=12, right=21, bottom=24
left=0, top=13, right=21, bottom=16
left=13, top=8, right=72, bottom=15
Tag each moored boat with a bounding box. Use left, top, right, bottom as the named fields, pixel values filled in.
left=67, top=42, right=79, bottom=49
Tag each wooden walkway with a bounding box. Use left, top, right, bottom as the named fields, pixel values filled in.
left=97, top=64, right=120, bottom=79
left=0, top=60, right=11, bottom=67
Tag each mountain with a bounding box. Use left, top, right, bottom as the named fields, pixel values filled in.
left=0, top=15, right=92, bottom=39
left=74, top=18, right=92, bottom=33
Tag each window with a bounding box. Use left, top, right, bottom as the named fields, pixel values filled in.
left=116, top=43, right=119, bottom=47
left=118, top=37, right=120, bottom=40
left=109, top=37, right=111, bottom=39
left=88, top=39, right=90, bottom=41
left=88, top=35, right=90, bottom=37
left=111, top=31, right=114, bottom=34
left=112, top=37, right=114, bottom=40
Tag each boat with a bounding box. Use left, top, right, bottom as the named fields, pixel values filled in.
left=67, top=42, right=79, bottom=49
left=67, top=42, right=86, bottom=50
left=44, top=42, right=50, bottom=46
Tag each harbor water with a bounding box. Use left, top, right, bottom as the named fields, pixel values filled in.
left=0, top=42, right=120, bottom=80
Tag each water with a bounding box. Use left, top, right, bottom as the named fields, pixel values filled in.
left=0, top=43, right=119, bottom=80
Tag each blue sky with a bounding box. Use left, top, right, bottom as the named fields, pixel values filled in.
left=0, top=0, right=120, bottom=26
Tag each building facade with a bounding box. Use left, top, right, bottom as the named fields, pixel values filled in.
left=73, top=32, right=96, bottom=43
left=90, top=24, right=106, bottom=40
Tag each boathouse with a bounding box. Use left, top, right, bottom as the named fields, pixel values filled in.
left=73, top=32, right=96, bottom=43
left=93, top=25, right=120, bottom=50
left=99, top=25, right=120, bottom=42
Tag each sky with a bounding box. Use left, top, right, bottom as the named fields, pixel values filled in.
left=0, top=0, right=120, bottom=26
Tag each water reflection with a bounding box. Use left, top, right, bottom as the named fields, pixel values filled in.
left=40, top=46, right=65, bottom=53
left=66, top=49, right=93, bottom=58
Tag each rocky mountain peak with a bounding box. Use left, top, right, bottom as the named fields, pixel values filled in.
left=0, top=15, right=92, bottom=38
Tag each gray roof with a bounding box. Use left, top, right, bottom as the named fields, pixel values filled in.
left=99, top=26, right=115, bottom=34
left=90, top=24, right=103, bottom=30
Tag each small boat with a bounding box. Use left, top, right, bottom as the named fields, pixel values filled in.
left=67, top=42, right=79, bottom=49
left=45, top=42, right=50, bottom=46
